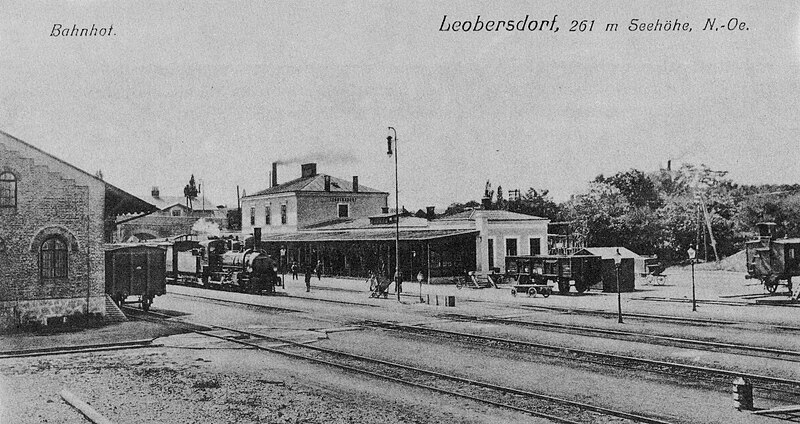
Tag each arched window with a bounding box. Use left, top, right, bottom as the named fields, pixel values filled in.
left=40, top=237, right=68, bottom=279
left=0, top=172, right=16, bottom=207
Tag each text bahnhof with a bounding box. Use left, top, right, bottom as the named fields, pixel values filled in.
left=439, top=15, right=692, bottom=32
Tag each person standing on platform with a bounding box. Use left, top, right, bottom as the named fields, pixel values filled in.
left=291, top=262, right=299, bottom=280
left=304, top=264, right=313, bottom=292
left=315, top=260, right=322, bottom=281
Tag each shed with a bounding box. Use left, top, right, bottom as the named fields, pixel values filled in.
left=581, top=247, right=663, bottom=277
left=577, top=248, right=636, bottom=292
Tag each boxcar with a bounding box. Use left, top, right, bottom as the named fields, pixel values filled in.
left=105, top=244, right=166, bottom=310
left=505, top=254, right=602, bottom=294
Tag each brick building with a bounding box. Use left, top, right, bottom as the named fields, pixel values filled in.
left=0, top=131, right=155, bottom=330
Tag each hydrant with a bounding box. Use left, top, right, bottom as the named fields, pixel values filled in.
left=732, top=376, right=753, bottom=411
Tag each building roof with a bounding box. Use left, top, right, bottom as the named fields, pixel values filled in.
left=262, top=228, right=478, bottom=243
left=0, top=130, right=156, bottom=216
left=305, top=216, right=433, bottom=231
left=581, top=247, right=643, bottom=259
left=245, top=174, right=385, bottom=197
left=436, top=209, right=547, bottom=221
left=773, top=238, right=800, bottom=244
left=146, top=194, right=221, bottom=212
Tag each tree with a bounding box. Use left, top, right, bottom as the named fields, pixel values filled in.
left=226, top=208, right=242, bottom=231
left=596, top=169, right=661, bottom=208
left=506, top=188, right=563, bottom=220
left=183, top=175, right=199, bottom=210
left=495, top=185, right=505, bottom=210
left=443, top=200, right=480, bottom=216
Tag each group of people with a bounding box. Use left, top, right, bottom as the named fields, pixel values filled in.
left=289, top=260, right=322, bottom=292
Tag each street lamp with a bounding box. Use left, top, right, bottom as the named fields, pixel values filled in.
left=417, top=271, right=424, bottom=303
left=387, top=127, right=401, bottom=302
left=280, top=247, right=287, bottom=285
left=688, top=246, right=697, bottom=312
left=614, top=248, right=623, bottom=324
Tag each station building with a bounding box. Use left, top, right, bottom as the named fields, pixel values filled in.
left=0, top=131, right=155, bottom=330
left=241, top=162, right=389, bottom=234
left=243, top=163, right=549, bottom=282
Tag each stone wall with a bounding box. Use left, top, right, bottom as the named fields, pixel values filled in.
left=0, top=296, right=105, bottom=328
left=0, top=136, right=107, bottom=331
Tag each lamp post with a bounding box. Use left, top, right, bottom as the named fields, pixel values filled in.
left=688, top=246, right=697, bottom=312
left=614, top=248, right=623, bottom=324
left=387, top=127, right=401, bottom=302
left=280, top=247, right=287, bottom=285
left=417, top=271, right=424, bottom=303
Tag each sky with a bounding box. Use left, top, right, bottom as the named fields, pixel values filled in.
left=1, top=1, right=799, bottom=211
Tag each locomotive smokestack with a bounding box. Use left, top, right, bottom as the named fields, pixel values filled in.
left=272, top=162, right=278, bottom=187
left=253, top=227, right=262, bottom=251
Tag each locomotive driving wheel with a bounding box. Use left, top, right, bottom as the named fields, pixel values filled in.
left=764, top=276, right=779, bottom=294
left=575, top=281, right=589, bottom=294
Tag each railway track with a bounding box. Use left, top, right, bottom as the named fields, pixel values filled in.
left=365, top=320, right=800, bottom=405
left=0, top=339, right=156, bottom=359
left=132, top=308, right=676, bottom=424
left=517, top=304, right=800, bottom=333
left=440, top=312, right=800, bottom=364
left=167, top=283, right=382, bottom=308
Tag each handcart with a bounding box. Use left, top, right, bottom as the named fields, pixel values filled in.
left=369, top=274, right=393, bottom=298
left=509, top=273, right=553, bottom=298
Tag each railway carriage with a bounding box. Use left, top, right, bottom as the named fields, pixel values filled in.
left=745, top=222, right=800, bottom=294
left=505, top=254, right=602, bottom=294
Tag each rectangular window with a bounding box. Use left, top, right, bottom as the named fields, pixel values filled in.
left=338, top=203, right=349, bottom=218
left=505, top=238, right=518, bottom=256
left=265, top=206, right=271, bottom=225
left=280, top=204, right=287, bottom=224
left=171, top=209, right=181, bottom=216
left=250, top=207, right=255, bottom=225
left=529, top=238, right=541, bottom=255
left=487, top=239, right=494, bottom=269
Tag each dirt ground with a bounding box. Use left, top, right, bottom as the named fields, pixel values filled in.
left=1, top=267, right=797, bottom=423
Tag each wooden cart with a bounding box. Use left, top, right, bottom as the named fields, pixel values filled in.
left=509, top=273, right=552, bottom=298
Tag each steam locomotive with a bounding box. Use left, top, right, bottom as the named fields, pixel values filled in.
left=745, top=222, right=800, bottom=295
left=166, top=236, right=283, bottom=294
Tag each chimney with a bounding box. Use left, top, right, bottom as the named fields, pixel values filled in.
left=301, top=163, right=317, bottom=178
left=352, top=176, right=359, bottom=193
left=381, top=206, right=389, bottom=214
left=426, top=206, right=435, bottom=220
left=324, top=175, right=331, bottom=192
left=151, top=186, right=160, bottom=198
left=272, top=162, right=278, bottom=187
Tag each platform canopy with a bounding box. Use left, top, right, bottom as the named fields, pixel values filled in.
left=262, top=228, right=478, bottom=243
